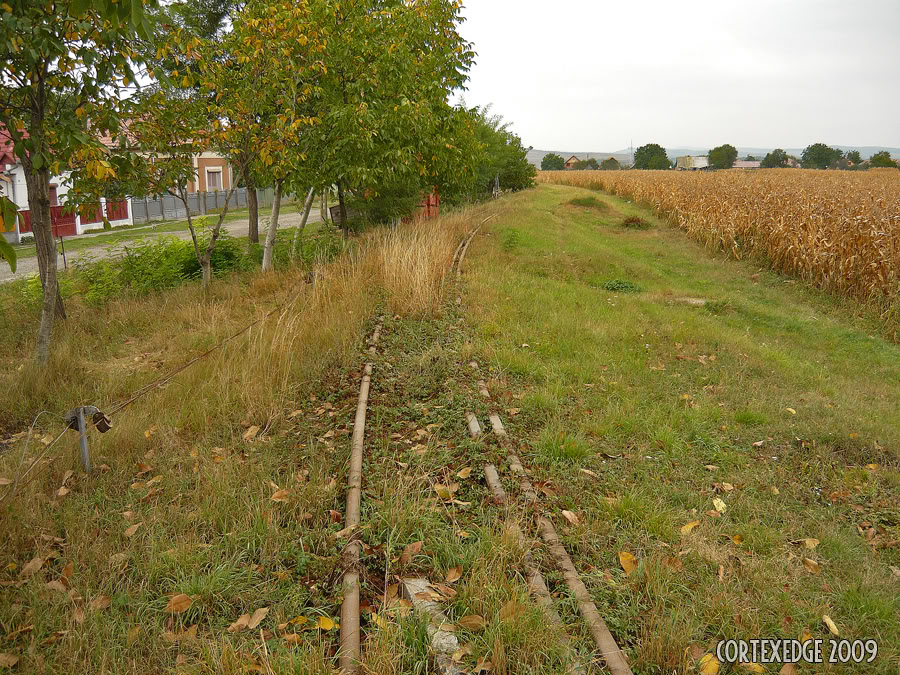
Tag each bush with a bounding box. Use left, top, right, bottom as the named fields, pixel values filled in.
left=501, top=228, right=521, bottom=251
left=569, top=196, right=608, bottom=211
left=621, top=216, right=650, bottom=229
left=602, top=279, right=642, bottom=293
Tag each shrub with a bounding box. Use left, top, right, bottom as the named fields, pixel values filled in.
left=602, top=279, right=642, bottom=293
left=569, top=196, right=608, bottom=211
left=501, top=228, right=522, bottom=251
left=621, top=216, right=650, bottom=229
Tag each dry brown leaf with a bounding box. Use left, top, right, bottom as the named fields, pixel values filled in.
left=732, top=534, right=744, bottom=545
left=618, top=551, right=637, bottom=576
left=0, top=477, right=11, bottom=486
left=680, top=520, right=700, bottom=535
left=56, top=486, right=70, bottom=498
left=90, top=594, right=111, bottom=611
left=0, top=653, right=19, bottom=667
left=457, top=615, right=486, bottom=631
left=456, top=467, right=472, bottom=479
left=704, top=464, right=719, bottom=471
left=247, top=607, right=269, bottom=629
left=400, top=540, right=423, bottom=566
left=451, top=644, right=473, bottom=662
left=123, top=522, right=143, bottom=538
left=712, top=498, right=727, bottom=513
left=561, top=510, right=580, bottom=526
left=473, top=656, right=492, bottom=673
left=243, top=425, right=260, bottom=441
left=166, top=593, right=193, bottom=613
left=499, top=599, right=523, bottom=621
left=768, top=486, right=780, bottom=495
left=270, top=489, right=292, bottom=503
left=73, top=607, right=85, bottom=624
left=803, top=538, right=819, bottom=549
left=19, top=556, right=44, bottom=578
left=664, top=556, right=683, bottom=571
left=802, top=558, right=821, bottom=575
left=799, top=628, right=813, bottom=642
left=779, top=664, right=799, bottom=675
left=136, top=462, right=153, bottom=475
left=445, top=566, right=462, bottom=583
left=227, top=614, right=251, bottom=632
left=822, top=614, right=839, bottom=636
left=580, top=468, right=599, bottom=478
left=46, top=580, right=67, bottom=592
left=719, top=482, right=734, bottom=492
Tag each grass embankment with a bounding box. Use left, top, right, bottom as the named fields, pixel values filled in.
left=462, top=184, right=899, bottom=672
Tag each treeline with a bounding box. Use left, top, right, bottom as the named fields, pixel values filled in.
left=0, top=0, right=535, bottom=362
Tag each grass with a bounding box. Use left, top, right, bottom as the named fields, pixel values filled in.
left=10, top=200, right=306, bottom=259
left=462, top=184, right=900, bottom=673
left=1, top=182, right=898, bottom=673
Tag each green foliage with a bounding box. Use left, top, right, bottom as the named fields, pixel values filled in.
left=621, top=216, right=650, bottom=229
left=801, top=143, right=843, bottom=169
left=601, top=157, right=621, bottom=171
left=0, top=196, right=18, bottom=272
left=761, top=148, right=789, bottom=168
left=467, top=105, right=536, bottom=198
left=846, top=150, right=862, bottom=165
left=535, top=426, right=592, bottom=463
left=708, top=144, right=738, bottom=170
left=572, top=158, right=599, bottom=170
left=601, top=279, right=642, bottom=293
left=870, top=151, right=898, bottom=168
left=633, top=143, right=670, bottom=170
left=569, top=196, right=608, bottom=211
left=541, top=153, right=565, bottom=171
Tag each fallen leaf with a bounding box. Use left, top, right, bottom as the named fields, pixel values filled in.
left=456, top=467, right=472, bottom=479
left=799, top=628, right=813, bottom=642
left=580, top=468, right=599, bottom=478
left=282, top=632, right=302, bottom=645
left=680, top=520, right=700, bottom=535
left=719, top=482, right=734, bottom=492
left=90, top=594, right=111, bottom=611
left=779, top=665, right=799, bottom=675
left=227, top=614, right=250, bottom=632
left=499, top=599, right=523, bottom=621
left=109, top=553, right=128, bottom=567
left=433, top=483, right=454, bottom=500
left=166, top=593, right=193, bottom=613
left=452, top=644, right=473, bottom=662
left=445, top=566, right=462, bottom=583
left=618, top=551, right=637, bottom=576
left=56, top=486, right=70, bottom=498
left=706, top=509, right=721, bottom=518
left=247, top=607, right=269, bottom=630
left=704, top=465, right=719, bottom=471
left=315, top=616, right=337, bottom=631
left=19, top=556, right=44, bottom=578
left=802, top=558, right=821, bottom=575
left=123, top=522, right=143, bottom=538
left=803, top=538, right=819, bottom=549
left=457, top=615, right=486, bottom=631
left=768, top=486, right=780, bottom=495
left=400, top=540, right=423, bottom=566
left=698, top=654, right=720, bottom=674
left=456, top=530, right=469, bottom=539
left=739, top=663, right=765, bottom=673
left=46, top=580, right=67, bottom=592
left=822, top=614, right=839, bottom=636
left=732, top=534, right=744, bottom=545
left=270, top=489, right=292, bottom=503
left=473, top=656, right=492, bottom=673
left=243, top=426, right=260, bottom=441
left=752, top=440, right=765, bottom=448
left=712, top=498, right=727, bottom=513
left=136, top=462, right=153, bottom=476
left=0, top=477, right=11, bottom=486
left=664, top=556, right=683, bottom=571
left=785, top=407, right=796, bottom=415
left=0, top=654, right=19, bottom=667
left=561, top=510, right=580, bottom=526
left=73, top=607, right=85, bottom=624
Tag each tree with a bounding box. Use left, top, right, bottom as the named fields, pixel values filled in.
left=633, top=143, right=669, bottom=170
left=600, top=157, right=620, bottom=170
left=846, top=150, right=862, bottom=165
left=801, top=143, right=843, bottom=169
left=870, top=151, right=897, bottom=168
left=761, top=148, right=789, bottom=168
left=573, top=158, right=599, bottom=170
left=541, top=153, right=565, bottom=171
left=467, top=105, right=535, bottom=197
left=708, top=144, right=738, bottom=170
left=0, top=0, right=155, bottom=363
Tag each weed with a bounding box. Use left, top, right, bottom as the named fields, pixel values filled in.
left=602, top=279, right=642, bottom=293
left=621, top=215, right=651, bottom=229
left=568, top=196, right=609, bottom=211
left=735, top=410, right=768, bottom=426
left=535, top=425, right=592, bottom=463
left=501, top=228, right=522, bottom=251
left=704, top=299, right=733, bottom=314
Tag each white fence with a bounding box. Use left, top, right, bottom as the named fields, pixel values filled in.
left=130, top=187, right=284, bottom=224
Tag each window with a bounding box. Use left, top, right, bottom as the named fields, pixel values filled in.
left=206, top=169, right=222, bottom=190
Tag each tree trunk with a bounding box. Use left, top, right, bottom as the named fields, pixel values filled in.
left=336, top=181, right=347, bottom=232
left=246, top=179, right=259, bottom=243
left=21, top=153, right=64, bottom=364
left=291, top=187, right=316, bottom=259
left=261, top=180, right=283, bottom=272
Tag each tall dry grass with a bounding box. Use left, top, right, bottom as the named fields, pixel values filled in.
left=539, top=168, right=900, bottom=313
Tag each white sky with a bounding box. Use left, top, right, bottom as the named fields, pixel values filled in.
left=455, top=0, right=900, bottom=151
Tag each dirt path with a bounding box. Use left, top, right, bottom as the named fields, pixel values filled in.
left=1, top=211, right=321, bottom=283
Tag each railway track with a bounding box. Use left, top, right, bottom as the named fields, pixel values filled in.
left=333, top=211, right=630, bottom=673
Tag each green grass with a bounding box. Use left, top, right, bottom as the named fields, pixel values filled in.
left=461, top=183, right=900, bottom=673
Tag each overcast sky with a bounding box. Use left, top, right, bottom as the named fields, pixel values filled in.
left=455, top=0, right=900, bottom=151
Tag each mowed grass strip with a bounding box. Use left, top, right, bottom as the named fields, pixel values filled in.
left=463, top=184, right=900, bottom=673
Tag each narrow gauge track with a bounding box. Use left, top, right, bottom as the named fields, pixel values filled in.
left=335, top=212, right=497, bottom=674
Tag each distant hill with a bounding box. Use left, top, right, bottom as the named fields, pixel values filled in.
left=529, top=146, right=900, bottom=167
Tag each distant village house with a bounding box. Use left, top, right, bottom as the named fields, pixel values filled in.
left=564, top=155, right=580, bottom=169
left=675, top=156, right=709, bottom=170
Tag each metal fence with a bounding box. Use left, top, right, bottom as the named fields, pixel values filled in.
left=130, top=187, right=285, bottom=224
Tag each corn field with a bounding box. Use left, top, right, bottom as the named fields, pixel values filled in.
left=539, top=168, right=900, bottom=310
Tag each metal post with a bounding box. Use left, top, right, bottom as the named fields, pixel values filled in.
left=76, top=407, right=91, bottom=473
left=59, top=236, right=67, bottom=270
